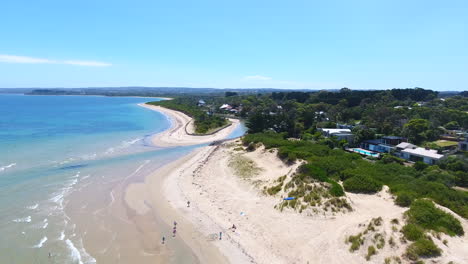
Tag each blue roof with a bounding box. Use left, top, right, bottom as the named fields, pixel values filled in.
left=362, top=139, right=383, bottom=144
left=382, top=136, right=406, bottom=140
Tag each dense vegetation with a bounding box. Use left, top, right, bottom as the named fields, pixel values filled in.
left=147, top=98, right=228, bottom=134
left=243, top=132, right=468, bottom=218
left=214, top=88, right=467, bottom=144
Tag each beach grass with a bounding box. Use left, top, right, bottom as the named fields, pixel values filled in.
left=228, top=154, right=262, bottom=179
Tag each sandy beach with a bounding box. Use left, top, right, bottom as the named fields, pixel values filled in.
left=127, top=104, right=468, bottom=264
left=139, top=103, right=239, bottom=147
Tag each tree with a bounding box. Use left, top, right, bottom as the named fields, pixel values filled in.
left=352, top=127, right=375, bottom=145
left=402, top=119, right=431, bottom=144
left=444, top=121, right=460, bottom=130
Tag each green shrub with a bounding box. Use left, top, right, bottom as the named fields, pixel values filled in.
left=406, top=238, right=441, bottom=259
left=267, top=183, right=283, bottom=195
left=242, top=132, right=468, bottom=218
left=395, top=191, right=415, bottom=207
left=343, top=175, right=382, bottom=194
left=402, top=223, right=424, bottom=241
left=347, top=233, right=364, bottom=252
left=407, top=200, right=464, bottom=236
left=329, top=181, right=345, bottom=197
left=414, top=161, right=429, bottom=171
left=365, top=245, right=377, bottom=261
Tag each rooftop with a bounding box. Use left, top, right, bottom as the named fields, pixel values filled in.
left=382, top=136, right=406, bottom=140
left=320, top=128, right=351, bottom=134
left=396, top=142, right=417, bottom=149
left=401, top=147, right=444, bottom=160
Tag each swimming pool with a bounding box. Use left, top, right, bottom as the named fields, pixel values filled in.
left=348, top=148, right=380, bottom=158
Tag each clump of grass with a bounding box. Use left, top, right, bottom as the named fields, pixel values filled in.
left=374, top=233, right=385, bottom=249
left=266, top=183, right=282, bottom=195
left=405, top=238, right=441, bottom=260
left=391, top=218, right=399, bottom=225
left=388, top=236, right=396, bottom=247
left=228, top=154, right=262, bottom=179
left=365, top=245, right=377, bottom=261
left=402, top=223, right=424, bottom=241
left=347, top=233, right=364, bottom=252
left=406, top=199, right=463, bottom=236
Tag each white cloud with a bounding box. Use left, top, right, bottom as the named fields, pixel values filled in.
left=243, top=75, right=272, bottom=81
left=0, top=54, right=111, bottom=67
left=63, top=60, right=112, bottom=67
left=0, top=54, right=55, bottom=64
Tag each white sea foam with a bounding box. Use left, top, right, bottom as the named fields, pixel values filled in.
left=66, top=239, right=84, bottom=264
left=33, top=236, right=47, bottom=248
left=13, top=216, right=31, bottom=223
left=42, top=218, right=48, bottom=229
left=59, top=231, right=65, bottom=240
left=50, top=172, right=81, bottom=208
left=26, top=203, right=39, bottom=210
left=105, top=137, right=141, bottom=154
left=0, top=163, right=16, bottom=172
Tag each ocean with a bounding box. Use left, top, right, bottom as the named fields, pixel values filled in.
left=0, top=94, right=245, bottom=263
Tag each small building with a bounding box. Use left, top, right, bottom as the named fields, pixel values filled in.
left=197, top=99, right=206, bottom=106
left=444, top=130, right=464, bottom=138
left=396, top=142, right=444, bottom=164
left=361, top=139, right=394, bottom=153
left=319, top=128, right=354, bottom=143
left=360, top=136, right=406, bottom=153
left=219, top=104, right=232, bottom=110
left=336, top=123, right=355, bottom=129
left=459, top=137, right=468, bottom=151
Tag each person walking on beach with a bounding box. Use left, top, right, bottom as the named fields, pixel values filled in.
left=173, top=228, right=177, bottom=237
left=187, top=201, right=190, bottom=208
left=162, top=236, right=165, bottom=244
left=173, top=221, right=177, bottom=227
left=219, top=231, right=222, bottom=240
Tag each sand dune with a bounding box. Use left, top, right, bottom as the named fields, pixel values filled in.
left=129, top=105, right=467, bottom=264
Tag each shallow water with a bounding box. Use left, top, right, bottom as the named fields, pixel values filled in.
left=0, top=94, right=248, bottom=263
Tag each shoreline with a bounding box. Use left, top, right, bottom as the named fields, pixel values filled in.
left=138, top=103, right=240, bottom=147
left=124, top=104, right=244, bottom=263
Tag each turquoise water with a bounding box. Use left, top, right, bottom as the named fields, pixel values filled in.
left=349, top=148, right=380, bottom=158
left=0, top=94, right=245, bottom=263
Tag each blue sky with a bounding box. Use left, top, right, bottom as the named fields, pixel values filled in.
left=0, top=0, right=467, bottom=90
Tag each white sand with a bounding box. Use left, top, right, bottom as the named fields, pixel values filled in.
left=139, top=103, right=239, bottom=147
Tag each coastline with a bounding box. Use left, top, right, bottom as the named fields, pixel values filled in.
left=138, top=103, right=239, bottom=147
left=123, top=103, right=244, bottom=263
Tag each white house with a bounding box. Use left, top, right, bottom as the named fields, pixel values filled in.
left=319, top=128, right=354, bottom=143
left=396, top=142, right=444, bottom=165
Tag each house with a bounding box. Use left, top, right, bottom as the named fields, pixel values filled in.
left=361, top=139, right=394, bottom=153
left=396, top=142, right=444, bottom=164
left=197, top=99, right=206, bottom=106
left=360, top=136, right=406, bottom=153
left=382, top=136, right=407, bottom=146
left=336, top=123, right=355, bottom=129
left=444, top=129, right=464, bottom=138
left=459, top=137, right=468, bottom=151
left=219, top=104, right=232, bottom=110
left=319, top=128, right=354, bottom=143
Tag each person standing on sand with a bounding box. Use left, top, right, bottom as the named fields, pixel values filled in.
left=187, top=201, right=190, bottom=207
left=162, top=236, right=165, bottom=244
left=173, top=228, right=177, bottom=237
left=219, top=231, right=222, bottom=240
